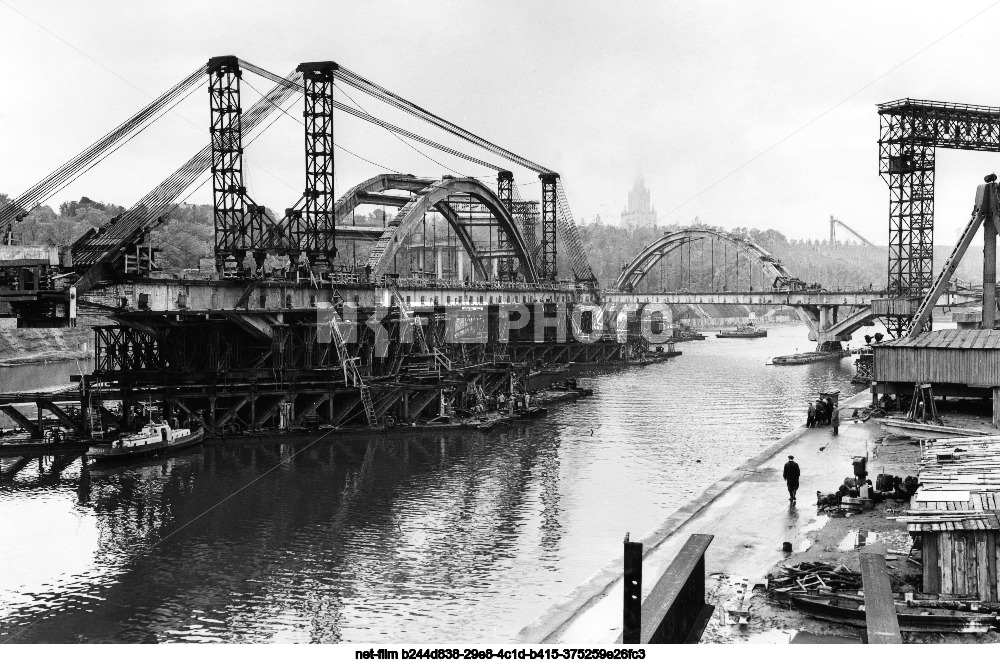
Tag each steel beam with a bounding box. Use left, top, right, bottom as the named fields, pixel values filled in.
left=38, top=399, right=83, bottom=434
left=0, top=405, right=40, bottom=438
left=355, top=191, right=412, bottom=207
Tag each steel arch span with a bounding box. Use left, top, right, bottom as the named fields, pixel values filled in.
left=613, top=228, right=795, bottom=292
left=339, top=176, right=539, bottom=283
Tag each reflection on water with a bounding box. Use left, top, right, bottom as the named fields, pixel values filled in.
left=0, top=325, right=863, bottom=643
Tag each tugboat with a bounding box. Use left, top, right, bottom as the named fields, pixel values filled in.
left=716, top=322, right=767, bottom=338
left=87, top=421, right=204, bottom=462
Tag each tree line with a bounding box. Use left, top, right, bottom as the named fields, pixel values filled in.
left=2, top=194, right=985, bottom=290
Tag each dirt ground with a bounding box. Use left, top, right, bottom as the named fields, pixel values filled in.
left=700, top=425, right=1000, bottom=644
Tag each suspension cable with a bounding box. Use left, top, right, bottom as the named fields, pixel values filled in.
left=1, top=66, right=207, bottom=236
left=331, top=64, right=551, bottom=173
left=238, top=61, right=502, bottom=172
left=72, top=72, right=303, bottom=268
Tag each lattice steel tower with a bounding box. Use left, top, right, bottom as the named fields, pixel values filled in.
left=539, top=172, right=558, bottom=281
left=298, top=61, right=338, bottom=266
left=497, top=170, right=515, bottom=281
left=879, top=98, right=1000, bottom=336
left=208, top=56, right=268, bottom=273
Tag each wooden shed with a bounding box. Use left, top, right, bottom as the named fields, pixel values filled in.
left=908, top=513, right=1000, bottom=599
left=872, top=329, right=1000, bottom=423
left=905, top=437, right=1000, bottom=599
left=873, top=329, right=1000, bottom=387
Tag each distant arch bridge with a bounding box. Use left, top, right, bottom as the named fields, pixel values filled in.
left=603, top=228, right=976, bottom=345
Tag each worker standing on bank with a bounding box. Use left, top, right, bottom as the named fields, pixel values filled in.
left=831, top=405, right=840, bottom=436
left=783, top=455, right=800, bottom=503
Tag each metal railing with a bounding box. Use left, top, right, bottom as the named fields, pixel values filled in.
left=878, top=98, right=1000, bottom=115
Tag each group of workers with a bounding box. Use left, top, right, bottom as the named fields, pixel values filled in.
left=495, top=392, right=531, bottom=412
left=806, top=396, right=839, bottom=435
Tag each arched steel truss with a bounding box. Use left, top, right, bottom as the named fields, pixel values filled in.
left=613, top=228, right=794, bottom=291
left=332, top=175, right=539, bottom=283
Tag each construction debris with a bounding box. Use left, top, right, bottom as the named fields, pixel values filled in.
left=767, top=561, right=862, bottom=594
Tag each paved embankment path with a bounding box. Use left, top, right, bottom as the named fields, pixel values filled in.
left=516, top=389, right=878, bottom=644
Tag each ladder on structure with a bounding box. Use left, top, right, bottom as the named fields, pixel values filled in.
left=908, top=184, right=995, bottom=335
left=908, top=383, right=938, bottom=423
left=385, top=280, right=454, bottom=375
left=86, top=407, right=104, bottom=440
left=386, top=282, right=430, bottom=354
left=328, top=317, right=377, bottom=428
left=471, top=383, right=488, bottom=409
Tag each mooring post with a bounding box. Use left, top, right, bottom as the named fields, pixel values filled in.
left=623, top=532, right=643, bottom=644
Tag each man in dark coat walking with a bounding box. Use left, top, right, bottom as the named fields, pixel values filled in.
left=783, top=455, right=800, bottom=503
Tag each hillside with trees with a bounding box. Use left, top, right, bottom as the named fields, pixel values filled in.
left=578, top=221, right=984, bottom=292
left=2, top=194, right=987, bottom=291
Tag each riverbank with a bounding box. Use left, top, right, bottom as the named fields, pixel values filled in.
left=0, top=318, right=98, bottom=366
left=515, top=388, right=882, bottom=643
left=0, top=323, right=868, bottom=643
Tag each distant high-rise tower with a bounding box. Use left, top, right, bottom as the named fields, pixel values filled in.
left=621, top=176, right=657, bottom=228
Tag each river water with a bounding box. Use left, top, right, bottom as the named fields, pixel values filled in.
left=0, top=326, right=864, bottom=643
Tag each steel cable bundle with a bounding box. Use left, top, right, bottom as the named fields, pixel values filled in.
left=1, top=66, right=207, bottom=238
left=72, top=72, right=303, bottom=268
left=238, top=60, right=502, bottom=172
left=555, top=180, right=596, bottom=282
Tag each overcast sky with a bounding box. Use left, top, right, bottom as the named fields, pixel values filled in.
left=2, top=0, right=1000, bottom=243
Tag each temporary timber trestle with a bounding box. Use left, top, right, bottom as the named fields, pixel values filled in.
left=0, top=299, right=660, bottom=441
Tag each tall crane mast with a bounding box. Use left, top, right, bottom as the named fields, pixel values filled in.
left=829, top=215, right=875, bottom=246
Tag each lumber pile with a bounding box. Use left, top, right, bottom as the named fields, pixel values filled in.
left=915, top=436, right=1000, bottom=491
left=767, top=561, right=862, bottom=594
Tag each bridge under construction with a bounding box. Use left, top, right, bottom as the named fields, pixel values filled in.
left=0, top=56, right=652, bottom=442
left=0, top=58, right=998, bottom=442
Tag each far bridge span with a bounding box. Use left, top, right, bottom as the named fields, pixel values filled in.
left=605, top=228, right=978, bottom=345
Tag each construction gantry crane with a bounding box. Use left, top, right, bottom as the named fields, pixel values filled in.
left=829, top=215, right=875, bottom=247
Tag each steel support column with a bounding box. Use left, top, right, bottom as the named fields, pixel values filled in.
left=208, top=56, right=251, bottom=270
left=985, top=213, right=997, bottom=329
left=298, top=61, right=338, bottom=266
left=497, top=170, right=515, bottom=281
left=540, top=172, right=558, bottom=281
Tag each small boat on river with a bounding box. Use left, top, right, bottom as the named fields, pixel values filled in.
left=771, top=349, right=851, bottom=365
left=87, top=422, right=205, bottom=462
left=670, top=325, right=706, bottom=342
left=716, top=322, right=767, bottom=339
